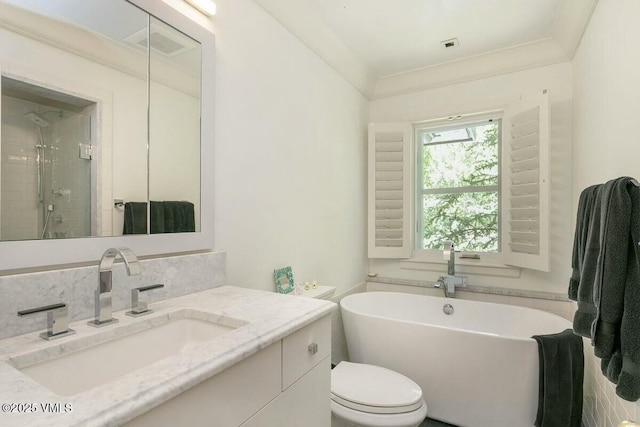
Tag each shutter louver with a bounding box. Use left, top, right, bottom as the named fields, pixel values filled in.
left=368, top=123, right=412, bottom=258
left=502, top=92, right=550, bottom=271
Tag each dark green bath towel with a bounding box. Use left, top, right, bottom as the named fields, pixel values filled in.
left=533, top=329, right=584, bottom=427
left=568, top=185, right=599, bottom=300
left=572, top=184, right=605, bottom=337
left=592, top=177, right=634, bottom=360
left=123, top=202, right=147, bottom=234
left=602, top=183, right=640, bottom=401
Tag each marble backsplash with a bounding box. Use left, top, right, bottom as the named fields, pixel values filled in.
left=0, top=251, right=226, bottom=340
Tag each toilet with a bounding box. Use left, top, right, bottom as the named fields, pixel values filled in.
left=331, top=362, right=428, bottom=427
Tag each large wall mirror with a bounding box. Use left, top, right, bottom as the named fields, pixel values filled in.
left=0, top=0, right=214, bottom=270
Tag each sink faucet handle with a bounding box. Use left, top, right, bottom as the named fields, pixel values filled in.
left=126, top=284, right=164, bottom=317
left=18, top=303, right=75, bottom=341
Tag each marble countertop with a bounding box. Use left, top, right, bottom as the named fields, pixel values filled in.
left=0, top=286, right=336, bottom=427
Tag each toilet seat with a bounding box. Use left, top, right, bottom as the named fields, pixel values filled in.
left=331, top=393, right=424, bottom=415
left=331, top=362, right=424, bottom=415
left=331, top=399, right=428, bottom=427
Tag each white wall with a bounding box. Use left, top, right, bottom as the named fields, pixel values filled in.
left=368, top=62, right=574, bottom=295
left=210, top=0, right=370, bottom=295
left=572, top=0, right=640, bottom=425
left=572, top=0, right=640, bottom=192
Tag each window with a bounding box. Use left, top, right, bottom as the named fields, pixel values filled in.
left=368, top=91, right=550, bottom=271
left=416, top=118, right=501, bottom=253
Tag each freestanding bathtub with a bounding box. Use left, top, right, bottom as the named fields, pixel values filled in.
left=341, top=291, right=573, bottom=427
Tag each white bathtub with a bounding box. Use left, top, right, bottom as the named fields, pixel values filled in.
left=341, top=291, right=573, bottom=427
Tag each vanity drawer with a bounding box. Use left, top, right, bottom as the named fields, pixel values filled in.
left=282, top=314, right=331, bottom=390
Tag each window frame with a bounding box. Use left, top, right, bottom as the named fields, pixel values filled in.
left=413, top=112, right=506, bottom=265
left=367, top=93, right=549, bottom=273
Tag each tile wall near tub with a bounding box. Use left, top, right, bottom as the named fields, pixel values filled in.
left=582, top=335, right=640, bottom=427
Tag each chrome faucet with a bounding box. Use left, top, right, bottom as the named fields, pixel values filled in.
left=445, top=241, right=455, bottom=276
left=88, top=247, right=141, bottom=327
left=433, top=241, right=467, bottom=298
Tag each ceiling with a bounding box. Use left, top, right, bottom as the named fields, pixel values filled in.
left=310, top=0, right=562, bottom=77
left=256, top=0, right=598, bottom=98
left=4, top=0, right=599, bottom=99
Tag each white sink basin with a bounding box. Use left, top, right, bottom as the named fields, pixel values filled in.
left=8, top=309, right=246, bottom=396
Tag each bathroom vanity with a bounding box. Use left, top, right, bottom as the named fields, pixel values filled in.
left=0, top=286, right=334, bottom=427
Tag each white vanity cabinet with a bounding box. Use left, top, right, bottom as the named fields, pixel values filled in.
left=126, top=314, right=331, bottom=427
left=241, top=314, right=332, bottom=427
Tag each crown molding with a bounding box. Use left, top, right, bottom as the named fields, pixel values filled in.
left=372, top=38, right=567, bottom=100
left=372, top=0, right=598, bottom=99
left=256, top=0, right=598, bottom=101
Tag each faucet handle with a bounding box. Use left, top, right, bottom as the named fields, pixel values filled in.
left=126, top=284, right=164, bottom=317
left=18, top=303, right=75, bottom=340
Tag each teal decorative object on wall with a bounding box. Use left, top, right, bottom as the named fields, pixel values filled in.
left=274, top=266, right=294, bottom=294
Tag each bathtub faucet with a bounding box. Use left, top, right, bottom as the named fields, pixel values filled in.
left=433, top=242, right=467, bottom=298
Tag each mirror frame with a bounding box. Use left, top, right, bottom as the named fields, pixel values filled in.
left=0, top=0, right=215, bottom=271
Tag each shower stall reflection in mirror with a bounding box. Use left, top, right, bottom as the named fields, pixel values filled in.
left=0, top=76, right=96, bottom=241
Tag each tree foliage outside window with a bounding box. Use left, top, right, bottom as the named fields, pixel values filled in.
left=419, top=120, right=500, bottom=252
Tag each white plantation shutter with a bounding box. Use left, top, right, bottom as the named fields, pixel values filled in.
left=368, top=123, right=413, bottom=258
left=501, top=91, right=550, bottom=271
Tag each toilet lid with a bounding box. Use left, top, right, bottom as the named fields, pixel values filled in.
left=331, top=362, right=424, bottom=415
